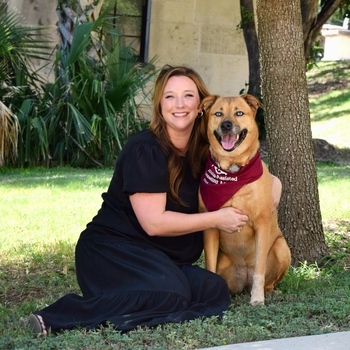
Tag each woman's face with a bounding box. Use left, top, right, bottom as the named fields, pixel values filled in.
left=161, top=75, right=201, bottom=138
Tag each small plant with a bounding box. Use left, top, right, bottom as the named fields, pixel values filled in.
left=307, top=37, right=324, bottom=71
left=279, top=261, right=321, bottom=292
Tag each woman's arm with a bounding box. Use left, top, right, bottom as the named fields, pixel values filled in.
left=130, top=192, right=248, bottom=237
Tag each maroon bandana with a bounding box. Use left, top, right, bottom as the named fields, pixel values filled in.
left=200, top=152, right=263, bottom=211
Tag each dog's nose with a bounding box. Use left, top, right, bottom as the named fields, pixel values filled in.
left=221, top=120, right=233, bottom=131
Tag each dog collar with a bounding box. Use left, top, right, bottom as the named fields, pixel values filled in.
left=200, top=152, right=263, bottom=211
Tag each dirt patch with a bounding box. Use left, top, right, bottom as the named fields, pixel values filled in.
left=308, top=79, right=350, bottom=98
left=307, top=61, right=350, bottom=98
left=260, top=139, right=350, bottom=164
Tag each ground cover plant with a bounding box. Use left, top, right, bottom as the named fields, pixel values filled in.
left=0, top=61, right=349, bottom=349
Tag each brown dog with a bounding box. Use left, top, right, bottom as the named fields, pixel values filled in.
left=198, top=94, right=291, bottom=305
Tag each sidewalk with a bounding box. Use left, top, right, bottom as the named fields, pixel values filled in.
left=200, top=331, right=350, bottom=350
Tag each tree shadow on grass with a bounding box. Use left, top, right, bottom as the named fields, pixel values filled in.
left=309, top=89, right=350, bottom=122
left=308, top=61, right=350, bottom=80
left=0, top=168, right=113, bottom=189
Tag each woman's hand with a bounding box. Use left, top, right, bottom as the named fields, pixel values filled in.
left=214, top=207, right=249, bottom=234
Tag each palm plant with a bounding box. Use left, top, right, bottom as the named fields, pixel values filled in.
left=1, top=4, right=157, bottom=167
left=47, top=7, right=157, bottom=166
left=0, top=7, right=52, bottom=166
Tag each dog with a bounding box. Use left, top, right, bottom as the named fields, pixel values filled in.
left=198, top=94, right=291, bottom=305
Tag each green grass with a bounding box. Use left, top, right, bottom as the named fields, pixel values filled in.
left=317, top=163, right=350, bottom=220
left=308, top=61, right=350, bottom=148
left=0, top=167, right=112, bottom=251
left=1, top=61, right=350, bottom=349
left=1, top=164, right=350, bottom=349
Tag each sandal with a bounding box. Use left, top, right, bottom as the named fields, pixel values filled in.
left=26, top=314, right=51, bottom=336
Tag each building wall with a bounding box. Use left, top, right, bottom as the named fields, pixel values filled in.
left=9, top=0, right=249, bottom=96
left=9, top=0, right=58, bottom=27
left=148, top=0, right=249, bottom=95
left=9, top=0, right=59, bottom=82
left=321, top=26, right=350, bottom=61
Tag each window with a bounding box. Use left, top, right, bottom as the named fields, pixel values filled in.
left=113, top=0, right=150, bottom=62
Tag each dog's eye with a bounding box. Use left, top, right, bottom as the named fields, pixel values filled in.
left=236, top=111, right=244, bottom=117
left=214, top=112, right=223, bottom=117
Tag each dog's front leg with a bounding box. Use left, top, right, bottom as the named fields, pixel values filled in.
left=203, top=228, right=220, bottom=273
left=250, top=227, right=270, bottom=305
left=250, top=275, right=265, bottom=305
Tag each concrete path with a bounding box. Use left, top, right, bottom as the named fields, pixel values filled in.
left=200, top=331, right=350, bottom=350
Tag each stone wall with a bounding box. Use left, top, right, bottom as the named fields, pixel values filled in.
left=322, top=25, right=350, bottom=61
left=149, top=0, right=249, bottom=95
left=9, top=0, right=59, bottom=82
left=9, top=0, right=250, bottom=95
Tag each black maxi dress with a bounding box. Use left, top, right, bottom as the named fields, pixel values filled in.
left=35, top=130, right=230, bottom=332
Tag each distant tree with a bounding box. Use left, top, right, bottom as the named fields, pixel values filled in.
left=327, top=0, right=350, bottom=25
left=240, top=0, right=347, bottom=99
left=301, top=0, right=345, bottom=64
left=256, top=0, right=329, bottom=264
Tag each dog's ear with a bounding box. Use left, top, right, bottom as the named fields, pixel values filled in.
left=241, top=94, right=263, bottom=114
left=199, top=95, right=219, bottom=113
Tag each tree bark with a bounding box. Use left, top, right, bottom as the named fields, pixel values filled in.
left=240, top=0, right=261, bottom=97
left=257, top=0, right=328, bottom=265
left=240, top=0, right=266, bottom=139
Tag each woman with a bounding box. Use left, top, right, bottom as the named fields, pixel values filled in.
left=26, top=65, right=277, bottom=335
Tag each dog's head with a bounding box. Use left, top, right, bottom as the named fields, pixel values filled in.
left=200, top=94, right=262, bottom=170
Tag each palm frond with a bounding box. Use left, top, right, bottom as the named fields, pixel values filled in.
left=0, top=101, right=19, bottom=166
left=0, top=8, right=52, bottom=68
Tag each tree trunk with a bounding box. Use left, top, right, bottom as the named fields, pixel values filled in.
left=256, top=0, right=328, bottom=265
left=240, top=0, right=261, bottom=97
left=240, top=0, right=266, bottom=139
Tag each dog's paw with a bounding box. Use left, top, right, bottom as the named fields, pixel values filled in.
left=250, top=299, right=265, bottom=306
left=250, top=277, right=265, bottom=305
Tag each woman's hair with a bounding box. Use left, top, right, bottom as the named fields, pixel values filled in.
left=150, top=65, right=210, bottom=204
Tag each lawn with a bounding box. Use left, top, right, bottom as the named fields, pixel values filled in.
left=308, top=60, right=350, bottom=149
left=1, top=164, right=349, bottom=350
left=0, top=61, right=349, bottom=349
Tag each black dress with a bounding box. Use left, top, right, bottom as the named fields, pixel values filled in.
left=35, top=130, right=230, bottom=332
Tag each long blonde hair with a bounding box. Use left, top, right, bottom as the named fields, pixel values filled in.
left=150, top=65, right=210, bottom=204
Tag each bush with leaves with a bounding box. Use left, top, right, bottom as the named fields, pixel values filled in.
left=1, top=5, right=157, bottom=168
left=45, top=5, right=158, bottom=167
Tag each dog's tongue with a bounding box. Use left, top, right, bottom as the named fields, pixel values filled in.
left=221, top=134, right=238, bottom=150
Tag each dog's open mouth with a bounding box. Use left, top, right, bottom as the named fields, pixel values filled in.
left=214, top=129, right=247, bottom=151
